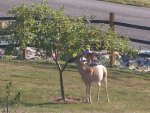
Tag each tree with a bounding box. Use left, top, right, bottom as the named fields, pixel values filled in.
left=31, top=3, right=93, bottom=100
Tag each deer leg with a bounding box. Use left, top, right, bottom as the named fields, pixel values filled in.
left=85, top=84, right=89, bottom=103
left=104, top=79, right=110, bottom=103
left=97, top=82, right=101, bottom=101
left=89, top=83, right=92, bottom=103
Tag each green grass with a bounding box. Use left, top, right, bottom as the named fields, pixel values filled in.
left=0, top=59, right=150, bottom=113
left=100, top=0, right=150, bottom=7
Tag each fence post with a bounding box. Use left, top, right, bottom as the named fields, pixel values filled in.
left=109, top=12, right=115, bottom=31
left=0, top=21, right=4, bottom=29
left=109, top=12, right=116, bottom=67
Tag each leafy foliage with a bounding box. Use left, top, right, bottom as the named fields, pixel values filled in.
left=2, top=82, right=22, bottom=113
left=8, top=4, right=35, bottom=50
left=104, top=30, right=137, bottom=56
left=1, top=1, right=135, bottom=59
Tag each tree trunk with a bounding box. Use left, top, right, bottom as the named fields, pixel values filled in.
left=110, top=51, right=115, bottom=67
left=22, top=48, right=26, bottom=60
left=59, top=71, right=65, bottom=100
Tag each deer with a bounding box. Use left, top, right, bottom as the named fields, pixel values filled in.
left=75, top=53, right=110, bottom=103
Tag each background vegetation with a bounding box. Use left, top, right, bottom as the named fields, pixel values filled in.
left=0, top=60, right=149, bottom=113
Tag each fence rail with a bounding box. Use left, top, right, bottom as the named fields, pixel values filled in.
left=0, top=13, right=150, bottom=45
left=1, top=16, right=150, bottom=31
left=0, top=17, right=16, bottom=20
left=90, top=20, right=150, bottom=31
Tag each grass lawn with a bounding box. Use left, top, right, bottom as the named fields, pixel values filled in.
left=0, top=60, right=150, bottom=113
left=100, top=0, right=150, bottom=7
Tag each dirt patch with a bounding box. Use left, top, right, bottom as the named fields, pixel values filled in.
left=54, top=97, right=82, bottom=104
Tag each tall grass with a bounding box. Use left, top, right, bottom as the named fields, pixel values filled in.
left=0, top=60, right=150, bottom=113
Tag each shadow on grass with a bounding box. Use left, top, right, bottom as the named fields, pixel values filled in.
left=22, top=97, right=82, bottom=107
left=0, top=97, right=3, bottom=106
left=22, top=102, right=66, bottom=107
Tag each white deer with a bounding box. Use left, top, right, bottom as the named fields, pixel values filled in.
left=75, top=53, right=110, bottom=103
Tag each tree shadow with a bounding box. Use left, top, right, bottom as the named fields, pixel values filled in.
left=22, top=102, right=66, bottom=107
left=0, top=97, right=3, bottom=106
left=22, top=97, right=82, bottom=107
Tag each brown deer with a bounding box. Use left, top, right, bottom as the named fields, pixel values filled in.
left=75, top=53, right=110, bottom=103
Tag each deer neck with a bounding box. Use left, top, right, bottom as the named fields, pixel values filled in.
left=76, top=57, right=86, bottom=75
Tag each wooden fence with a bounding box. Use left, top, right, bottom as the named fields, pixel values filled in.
left=0, top=13, right=150, bottom=45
